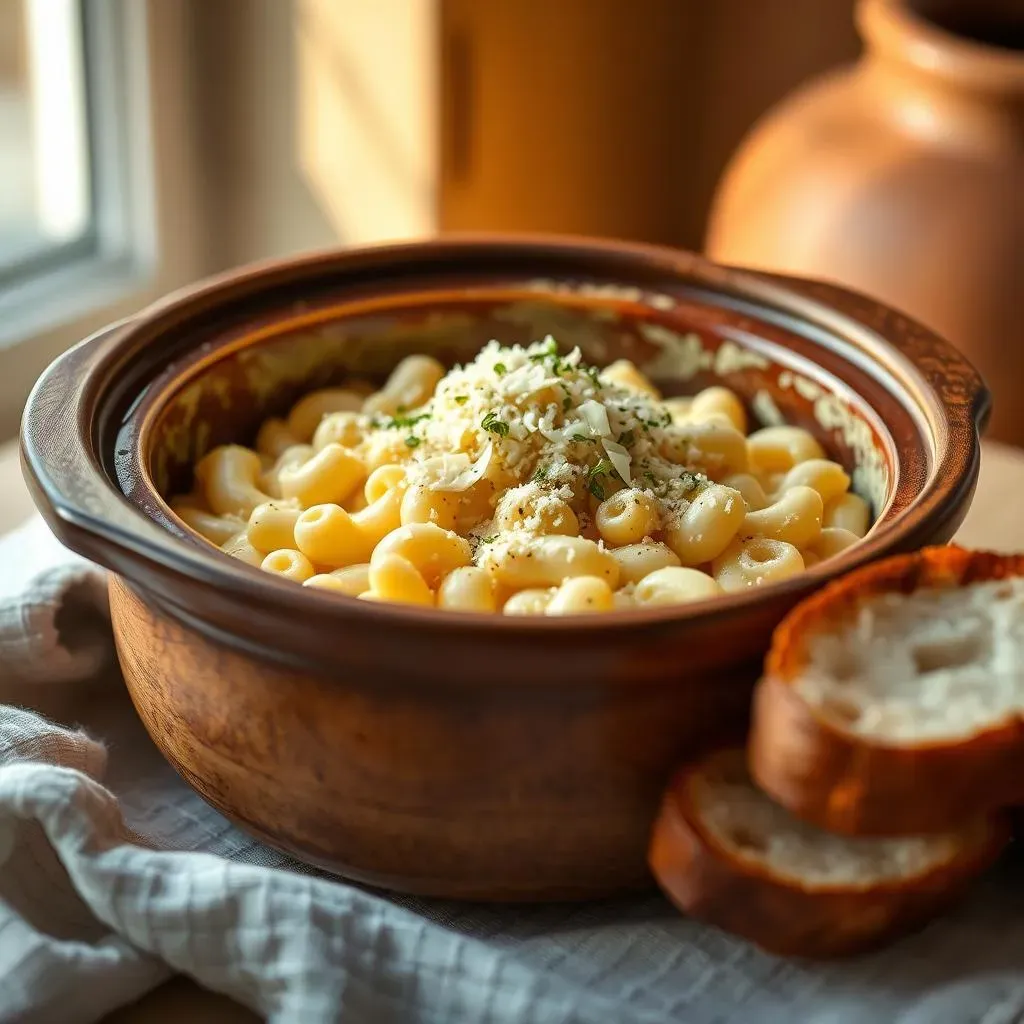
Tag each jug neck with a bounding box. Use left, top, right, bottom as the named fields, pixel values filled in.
left=857, top=0, right=1024, bottom=105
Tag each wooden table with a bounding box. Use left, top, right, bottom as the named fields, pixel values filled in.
left=0, top=439, right=1021, bottom=1022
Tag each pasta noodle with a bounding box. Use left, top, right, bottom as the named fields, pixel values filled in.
left=172, top=338, right=870, bottom=614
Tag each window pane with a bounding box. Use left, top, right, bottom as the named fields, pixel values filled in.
left=0, top=0, right=91, bottom=273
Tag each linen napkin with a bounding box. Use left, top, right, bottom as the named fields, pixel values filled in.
left=3, top=515, right=1024, bottom=1024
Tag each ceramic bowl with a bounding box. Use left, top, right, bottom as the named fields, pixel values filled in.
left=21, top=236, right=987, bottom=900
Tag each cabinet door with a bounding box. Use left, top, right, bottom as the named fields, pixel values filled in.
left=439, top=0, right=695, bottom=245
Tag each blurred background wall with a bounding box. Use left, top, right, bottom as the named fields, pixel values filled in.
left=176, top=0, right=1022, bottom=441
left=184, top=0, right=860, bottom=265
left=2, top=0, right=1018, bottom=441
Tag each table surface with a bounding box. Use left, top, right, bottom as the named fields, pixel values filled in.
left=2, top=438, right=1023, bottom=1022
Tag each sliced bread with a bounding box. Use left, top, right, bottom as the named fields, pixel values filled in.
left=648, top=748, right=1007, bottom=958
left=749, top=546, right=1024, bottom=836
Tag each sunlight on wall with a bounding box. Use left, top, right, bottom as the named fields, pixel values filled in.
left=295, top=0, right=439, bottom=245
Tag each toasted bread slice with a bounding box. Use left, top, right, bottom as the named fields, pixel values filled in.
left=649, top=748, right=1007, bottom=957
left=750, top=546, right=1024, bottom=836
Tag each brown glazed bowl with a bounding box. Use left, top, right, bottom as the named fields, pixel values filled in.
left=21, top=235, right=987, bottom=900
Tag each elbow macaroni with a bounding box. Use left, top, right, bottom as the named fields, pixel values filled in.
left=172, top=339, right=871, bottom=614
left=278, top=443, right=365, bottom=506
left=713, top=537, right=805, bottom=591
left=663, top=483, right=745, bottom=565
left=634, top=567, right=721, bottom=606
left=741, top=485, right=824, bottom=550
left=304, top=563, right=372, bottom=596
left=287, top=388, right=365, bottom=442
left=594, top=489, right=659, bottom=547
left=546, top=576, right=614, bottom=615
left=254, top=418, right=301, bottom=461
left=247, top=501, right=301, bottom=554
left=689, top=386, right=747, bottom=434
left=609, top=541, right=681, bottom=584
left=261, top=548, right=316, bottom=583
left=823, top=492, right=871, bottom=537
left=171, top=499, right=245, bottom=545
left=365, top=553, right=435, bottom=606
left=438, top=566, right=497, bottom=612
left=194, top=445, right=274, bottom=516
left=746, top=425, right=825, bottom=474
left=494, top=485, right=579, bottom=536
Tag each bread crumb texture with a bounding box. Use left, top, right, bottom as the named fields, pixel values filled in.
left=796, top=576, right=1024, bottom=742
left=695, top=752, right=968, bottom=887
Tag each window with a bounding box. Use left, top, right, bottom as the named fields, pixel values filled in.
left=0, top=0, right=92, bottom=286
left=0, top=0, right=204, bottom=439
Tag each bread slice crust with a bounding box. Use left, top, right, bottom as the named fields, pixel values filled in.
left=649, top=748, right=1008, bottom=958
left=750, top=546, right=1024, bottom=836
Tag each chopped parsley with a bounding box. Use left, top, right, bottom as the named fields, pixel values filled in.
left=528, top=337, right=559, bottom=362
left=586, top=458, right=614, bottom=500
left=527, top=337, right=574, bottom=376
left=404, top=435, right=421, bottom=449
left=562, top=395, right=572, bottom=411
left=493, top=362, right=507, bottom=376
left=481, top=411, right=510, bottom=438
left=637, top=410, right=671, bottom=431
left=454, top=395, right=468, bottom=405
left=531, top=464, right=549, bottom=483
left=617, top=428, right=636, bottom=448
left=378, top=410, right=431, bottom=430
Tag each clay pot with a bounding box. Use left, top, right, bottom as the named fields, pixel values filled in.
left=21, top=236, right=986, bottom=900
left=707, top=0, right=1024, bottom=443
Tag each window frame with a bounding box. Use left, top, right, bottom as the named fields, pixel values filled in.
left=0, top=0, right=93, bottom=288
left=0, top=0, right=209, bottom=439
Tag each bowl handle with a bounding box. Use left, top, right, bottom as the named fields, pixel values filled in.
left=744, top=268, right=992, bottom=435
left=20, top=321, right=190, bottom=581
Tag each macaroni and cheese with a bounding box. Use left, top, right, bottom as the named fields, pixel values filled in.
left=170, top=338, right=870, bottom=614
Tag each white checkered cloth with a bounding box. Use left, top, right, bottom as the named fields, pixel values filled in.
left=3, top=516, right=1024, bottom=1024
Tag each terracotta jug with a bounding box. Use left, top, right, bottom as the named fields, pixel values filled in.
left=706, top=0, right=1024, bottom=442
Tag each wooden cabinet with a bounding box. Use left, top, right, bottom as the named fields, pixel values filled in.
left=198, top=0, right=859, bottom=260
left=437, top=0, right=697, bottom=244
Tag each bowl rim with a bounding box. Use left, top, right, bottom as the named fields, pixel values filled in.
left=20, top=233, right=988, bottom=645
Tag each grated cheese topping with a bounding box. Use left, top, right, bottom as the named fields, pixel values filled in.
left=178, top=334, right=876, bottom=613
left=350, top=337, right=710, bottom=561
